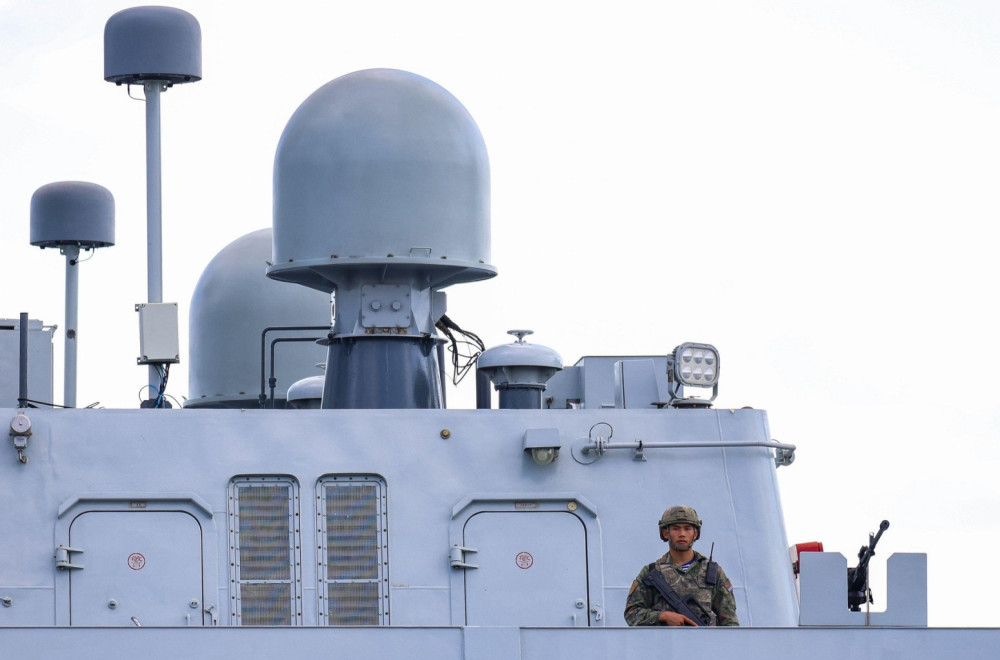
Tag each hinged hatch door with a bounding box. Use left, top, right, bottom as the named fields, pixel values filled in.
left=68, top=511, right=203, bottom=626
left=463, top=511, right=589, bottom=626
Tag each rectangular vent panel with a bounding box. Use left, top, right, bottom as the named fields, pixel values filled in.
left=229, top=477, right=301, bottom=626
left=240, top=583, right=293, bottom=626
left=239, top=486, right=293, bottom=580
left=319, top=476, right=387, bottom=625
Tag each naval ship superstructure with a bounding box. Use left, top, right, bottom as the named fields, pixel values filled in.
left=1, top=7, right=998, bottom=659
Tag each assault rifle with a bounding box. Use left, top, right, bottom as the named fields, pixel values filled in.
left=642, top=564, right=713, bottom=626
left=847, top=519, right=890, bottom=612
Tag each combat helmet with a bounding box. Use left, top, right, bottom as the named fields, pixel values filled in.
left=658, top=505, right=702, bottom=541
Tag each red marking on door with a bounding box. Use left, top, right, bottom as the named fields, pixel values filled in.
left=515, top=551, right=533, bottom=569
left=127, top=553, right=146, bottom=570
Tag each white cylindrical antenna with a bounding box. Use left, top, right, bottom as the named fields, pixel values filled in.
left=104, top=6, right=201, bottom=403
left=30, top=182, right=116, bottom=408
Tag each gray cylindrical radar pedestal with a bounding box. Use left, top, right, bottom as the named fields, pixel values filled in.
left=269, top=68, right=496, bottom=409
left=324, top=337, right=444, bottom=409
left=478, top=331, right=563, bottom=410
left=30, top=181, right=115, bottom=409
left=104, top=7, right=201, bottom=84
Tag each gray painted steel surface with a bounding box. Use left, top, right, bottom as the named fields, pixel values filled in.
left=0, top=406, right=796, bottom=627
left=2, top=405, right=996, bottom=658
left=2, top=627, right=1000, bottom=660
left=546, top=356, right=673, bottom=409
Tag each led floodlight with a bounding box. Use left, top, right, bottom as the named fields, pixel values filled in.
left=666, top=342, right=720, bottom=407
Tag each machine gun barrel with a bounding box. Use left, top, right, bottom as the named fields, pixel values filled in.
left=847, top=519, right=890, bottom=611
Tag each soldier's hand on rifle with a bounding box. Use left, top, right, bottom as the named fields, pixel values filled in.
left=658, top=610, right=698, bottom=626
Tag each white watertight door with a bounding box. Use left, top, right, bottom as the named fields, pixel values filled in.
left=463, top=511, right=589, bottom=626
left=68, top=511, right=203, bottom=626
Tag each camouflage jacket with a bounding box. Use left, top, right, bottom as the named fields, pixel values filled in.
left=624, top=550, right=739, bottom=626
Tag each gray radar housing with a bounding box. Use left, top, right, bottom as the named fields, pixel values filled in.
left=187, top=229, right=329, bottom=409
left=104, top=6, right=202, bottom=85
left=30, top=182, right=115, bottom=249
left=268, top=68, right=495, bottom=409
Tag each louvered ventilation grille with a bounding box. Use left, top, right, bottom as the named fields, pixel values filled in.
left=327, top=582, right=379, bottom=625
left=240, top=583, right=292, bottom=625
left=230, top=480, right=299, bottom=625
left=326, top=484, right=377, bottom=579
left=322, top=480, right=385, bottom=625
left=239, top=486, right=292, bottom=580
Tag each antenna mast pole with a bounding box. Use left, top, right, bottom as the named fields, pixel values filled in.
left=64, top=246, right=80, bottom=408
left=144, top=80, right=165, bottom=396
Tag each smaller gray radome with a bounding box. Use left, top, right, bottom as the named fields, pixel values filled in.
left=30, top=181, right=115, bottom=249
left=104, top=6, right=201, bottom=84
left=478, top=331, right=562, bottom=410
left=478, top=332, right=563, bottom=372
left=286, top=375, right=325, bottom=410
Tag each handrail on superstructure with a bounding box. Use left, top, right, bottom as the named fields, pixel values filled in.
left=257, top=325, right=330, bottom=408
left=579, top=438, right=797, bottom=467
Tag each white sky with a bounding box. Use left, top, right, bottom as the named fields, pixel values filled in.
left=1, top=0, right=998, bottom=627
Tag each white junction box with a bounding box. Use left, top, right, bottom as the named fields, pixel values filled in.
left=136, top=302, right=180, bottom=364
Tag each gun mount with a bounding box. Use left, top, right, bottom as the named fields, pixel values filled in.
left=847, top=520, right=890, bottom=611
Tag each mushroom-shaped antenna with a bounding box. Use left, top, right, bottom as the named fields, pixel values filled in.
left=30, top=182, right=116, bottom=409
left=104, top=6, right=201, bottom=85
left=104, top=6, right=201, bottom=405
left=478, top=330, right=563, bottom=410
left=30, top=182, right=115, bottom=249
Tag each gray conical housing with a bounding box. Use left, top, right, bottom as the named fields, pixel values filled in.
left=186, top=229, right=329, bottom=408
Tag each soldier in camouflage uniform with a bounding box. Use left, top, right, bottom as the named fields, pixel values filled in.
left=624, top=505, right=739, bottom=626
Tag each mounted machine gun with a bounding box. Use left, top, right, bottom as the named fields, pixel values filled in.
left=847, top=519, right=890, bottom=611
